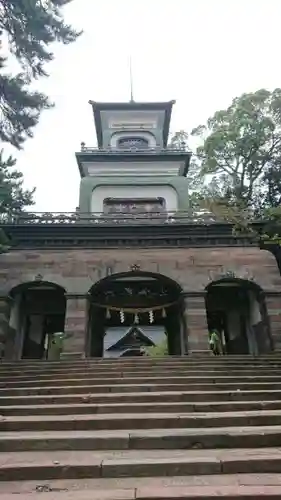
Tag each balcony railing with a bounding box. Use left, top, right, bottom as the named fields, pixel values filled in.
left=0, top=210, right=252, bottom=226
left=79, top=144, right=190, bottom=155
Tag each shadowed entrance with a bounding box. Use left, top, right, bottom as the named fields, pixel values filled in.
left=8, top=281, right=66, bottom=360
left=87, top=271, right=182, bottom=357
left=205, top=278, right=272, bottom=355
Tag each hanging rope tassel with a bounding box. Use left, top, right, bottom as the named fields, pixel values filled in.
left=134, top=313, right=139, bottom=324
left=106, top=308, right=111, bottom=319
left=162, top=308, right=166, bottom=318
left=120, top=310, right=125, bottom=323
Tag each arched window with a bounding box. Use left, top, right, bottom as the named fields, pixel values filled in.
left=117, top=137, right=149, bottom=149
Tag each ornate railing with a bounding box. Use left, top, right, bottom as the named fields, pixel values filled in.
left=79, top=144, right=190, bottom=155
left=0, top=210, right=252, bottom=226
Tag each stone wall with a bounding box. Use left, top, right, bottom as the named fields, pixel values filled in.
left=0, top=297, right=11, bottom=357
left=63, top=296, right=88, bottom=358
left=183, top=294, right=210, bottom=354
left=0, top=246, right=280, bottom=357
left=0, top=247, right=279, bottom=295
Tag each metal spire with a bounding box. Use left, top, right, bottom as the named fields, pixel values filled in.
left=129, top=56, right=134, bottom=102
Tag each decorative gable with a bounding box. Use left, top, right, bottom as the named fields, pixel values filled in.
left=107, top=325, right=155, bottom=351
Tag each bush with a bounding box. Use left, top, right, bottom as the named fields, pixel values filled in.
left=146, top=341, right=168, bottom=357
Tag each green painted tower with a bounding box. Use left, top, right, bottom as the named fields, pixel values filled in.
left=76, top=100, right=191, bottom=217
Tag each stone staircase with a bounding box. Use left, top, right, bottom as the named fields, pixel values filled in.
left=1, top=357, right=281, bottom=498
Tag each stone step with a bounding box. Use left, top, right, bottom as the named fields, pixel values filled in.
left=2, top=473, right=281, bottom=497
left=2, top=483, right=281, bottom=500
left=1, top=448, right=281, bottom=482
left=0, top=486, right=281, bottom=500
left=4, top=381, right=281, bottom=396
left=4, top=375, right=281, bottom=388
left=0, top=361, right=213, bottom=372
left=2, top=357, right=281, bottom=498
left=2, top=400, right=281, bottom=416
left=1, top=426, right=281, bottom=452
left=2, top=357, right=281, bottom=365
left=3, top=368, right=281, bottom=383
left=3, top=365, right=281, bottom=379
left=2, top=359, right=281, bottom=374
left=3, top=410, right=281, bottom=432
left=3, top=367, right=281, bottom=381
left=2, top=356, right=281, bottom=368
left=1, top=389, right=281, bottom=406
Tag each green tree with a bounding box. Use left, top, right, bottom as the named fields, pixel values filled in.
left=192, top=88, right=281, bottom=214
left=0, top=1, right=81, bottom=251
left=169, top=130, right=189, bottom=150
left=0, top=151, right=34, bottom=215
left=169, top=130, right=202, bottom=207
left=0, top=0, right=81, bottom=148
left=0, top=150, right=35, bottom=251
left=146, top=340, right=168, bottom=357
left=0, top=53, right=50, bottom=149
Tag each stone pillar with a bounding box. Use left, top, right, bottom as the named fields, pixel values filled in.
left=89, top=304, right=105, bottom=358
left=0, top=296, right=11, bottom=359
left=183, top=293, right=210, bottom=355
left=265, top=293, right=281, bottom=351
left=179, top=297, right=188, bottom=355
left=63, top=295, right=88, bottom=359
left=166, top=303, right=182, bottom=355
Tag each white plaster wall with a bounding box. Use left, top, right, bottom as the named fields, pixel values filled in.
left=91, top=185, right=179, bottom=213
left=102, top=110, right=162, bottom=129
left=83, top=160, right=184, bottom=177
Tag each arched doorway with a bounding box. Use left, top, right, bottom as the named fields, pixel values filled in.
left=205, top=278, right=272, bottom=355
left=8, top=281, right=66, bottom=360
left=87, top=272, right=182, bottom=357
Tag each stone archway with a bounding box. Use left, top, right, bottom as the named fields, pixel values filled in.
left=86, top=271, right=183, bottom=357
left=7, top=281, right=66, bottom=360
left=205, top=278, right=272, bottom=355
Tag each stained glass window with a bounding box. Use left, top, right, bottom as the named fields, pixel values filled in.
left=117, top=137, right=149, bottom=149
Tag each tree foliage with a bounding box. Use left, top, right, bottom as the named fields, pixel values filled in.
left=0, top=53, right=51, bottom=149
left=145, top=341, right=168, bottom=357
left=192, top=88, right=281, bottom=214
left=169, top=129, right=203, bottom=204
left=0, top=0, right=81, bottom=148
left=0, top=0, right=81, bottom=251
left=0, top=150, right=34, bottom=215
left=0, top=150, right=35, bottom=251
left=173, top=89, right=281, bottom=239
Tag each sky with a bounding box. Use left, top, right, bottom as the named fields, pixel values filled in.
left=8, top=0, right=281, bottom=212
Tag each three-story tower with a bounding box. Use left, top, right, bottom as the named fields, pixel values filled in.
left=76, top=100, right=191, bottom=217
